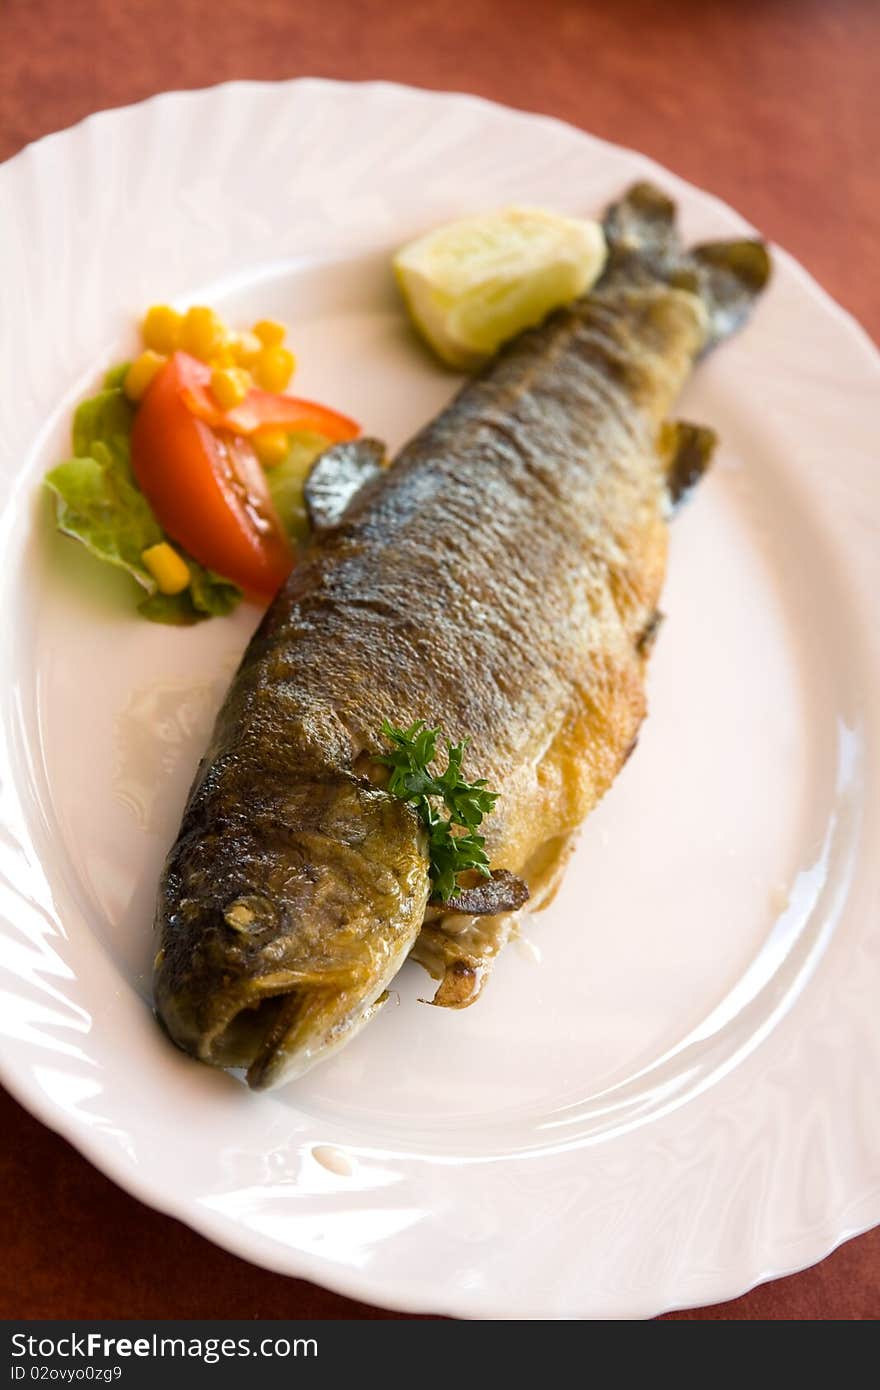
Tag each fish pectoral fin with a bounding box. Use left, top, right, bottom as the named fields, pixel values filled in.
left=411, top=910, right=519, bottom=1010
left=440, top=868, right=530, bottom=915
left=659, top=419, right=717, bottom=510
left=304, top=437, right=386, bottom=532
left=424, top=958, right=484, bottom=1009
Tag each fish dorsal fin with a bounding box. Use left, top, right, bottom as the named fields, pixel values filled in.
left=304, top=437, right=386, bottom=532
left=659, top=419, right=717, bottom=509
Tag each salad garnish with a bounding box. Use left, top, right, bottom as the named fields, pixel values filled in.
left=45, top=304, right=359, bottom=623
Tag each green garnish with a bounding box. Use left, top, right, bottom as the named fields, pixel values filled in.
left=45, top=368, right=337, bottom=624
left=265, top=430, right=332, bottom=543
left=102, top=362, right=131, bottom=390
left=44, top=378, right=244, bottom=625
left=374, top=719, right=499, bottom=902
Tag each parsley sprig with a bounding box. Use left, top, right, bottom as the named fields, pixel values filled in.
left=374, top=720, right=499, bottom=902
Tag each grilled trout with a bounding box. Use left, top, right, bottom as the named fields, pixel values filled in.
left=154, top=184, right=770, bottom=1088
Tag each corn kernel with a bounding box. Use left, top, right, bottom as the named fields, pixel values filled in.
left=252, top=318, right=286, bottom=348
left=232, top=331, right=263, bottom=368
left=209, top=341, right=238, bottom=368
left=210, top=366, right=251, bottom=409
left=252, top=428, right=290, bottom=469
left=254, top=345, right=295, bottom=393
left=124, top=350, right=167, bottom=402
left=141, top=542, right=190, bottom=595
left=180, top=305, right=227, bottom=362
left=142, top=304, right=182, bottom=355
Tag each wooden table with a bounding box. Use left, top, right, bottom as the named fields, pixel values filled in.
left=1, top=0, right=877, bottom=1321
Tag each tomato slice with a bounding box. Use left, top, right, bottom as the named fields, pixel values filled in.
left=171, top=350, right=360, bottom=439
left=131, top=355, right=293, bottom=600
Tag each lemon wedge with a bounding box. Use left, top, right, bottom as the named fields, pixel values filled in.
left=393, top=207, right=607, bottom=371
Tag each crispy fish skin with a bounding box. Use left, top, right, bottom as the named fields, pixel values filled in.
left=154, top=183, right=770, bottom=1086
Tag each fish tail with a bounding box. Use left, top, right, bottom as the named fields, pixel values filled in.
left=602, top=180, right=682, bottom=272
left=686, top=238, right=772, bottom=347
left=602, top=181, right=771, bottom=348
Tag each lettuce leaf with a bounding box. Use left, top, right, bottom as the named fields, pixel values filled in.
left=102, top=362, right=131, bottom=390
left=71, top=386, right=136, bottom=471
left=266, top=430, right=330, bottom=543
left=45, top=380, right=243, bottom=625
left=45, top=452, right=163, bottom=591
left=138, top=562, right=242, bottom=625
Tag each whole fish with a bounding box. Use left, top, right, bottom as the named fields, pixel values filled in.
left=154, top=183, right=769, bottom=1088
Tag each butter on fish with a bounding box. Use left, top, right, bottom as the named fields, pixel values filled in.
left=153, top=183, right=770, bottom=1088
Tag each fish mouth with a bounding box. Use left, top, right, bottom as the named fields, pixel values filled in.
left=202, top=978, right=389, bottom=1091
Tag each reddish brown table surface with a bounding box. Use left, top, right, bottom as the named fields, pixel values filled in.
left=1, top=0, right=877, bottom=1322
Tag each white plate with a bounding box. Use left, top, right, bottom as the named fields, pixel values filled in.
left=1, top=80, right=878, bottom=1320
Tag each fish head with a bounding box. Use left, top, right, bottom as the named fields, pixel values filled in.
left=154, top=774, right=428, bottom=1089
